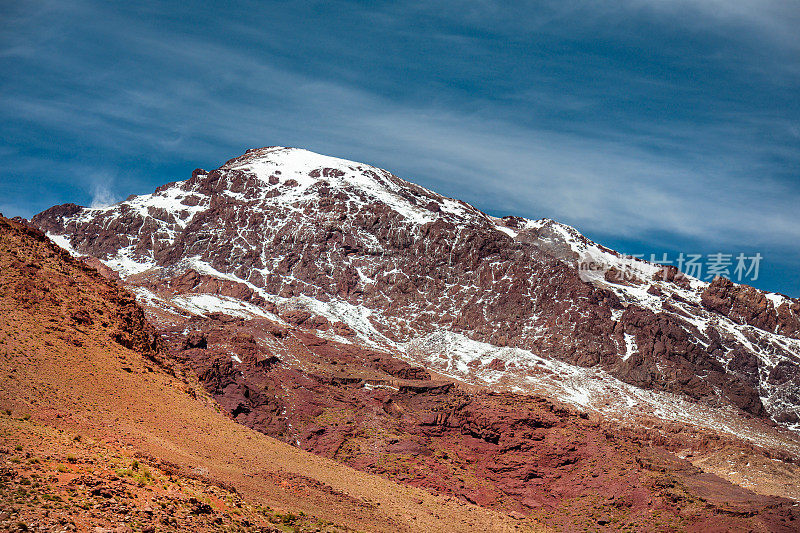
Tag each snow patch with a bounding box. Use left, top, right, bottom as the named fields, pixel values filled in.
left=622, top=333, right=638, bottom=362
left=171, top=294, right=272, bottom=319
left=103, top=246, right=158, bottom=277
left=46, top=232, right=79, bottom=256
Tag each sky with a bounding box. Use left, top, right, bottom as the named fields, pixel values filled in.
left=1, top=0, right=799, bottom=296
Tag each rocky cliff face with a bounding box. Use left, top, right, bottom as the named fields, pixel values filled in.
left=32, top=146, right=800, bottom=428
left=702, top=277, right=800, bottom=339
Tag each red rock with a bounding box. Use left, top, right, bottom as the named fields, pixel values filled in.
left=486, top=358, right=506, bottom=371
left=331, top=321, right=356, bottom=337
left=281, top=309, right=312, bottom=326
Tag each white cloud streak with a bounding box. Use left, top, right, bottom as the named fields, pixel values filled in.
left=89, top=179, right=119, bottom=209
left=2, top=0, right=798, bottom=255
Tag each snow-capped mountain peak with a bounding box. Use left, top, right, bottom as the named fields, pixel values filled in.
left=32, top=147, right=800, bottom=435
left=186, top=146, right=485, bottom=227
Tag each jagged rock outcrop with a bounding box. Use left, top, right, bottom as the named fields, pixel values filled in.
left=619, top=306, right=765, bottom=416
left=702, top=277, right=800, bottom=338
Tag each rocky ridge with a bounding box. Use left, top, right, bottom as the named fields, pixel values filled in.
left=11, top=210, right=800, bottom=530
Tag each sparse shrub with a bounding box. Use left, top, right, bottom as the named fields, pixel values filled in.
left=134, top=467, right=154, bottom=486
left=281, top=512, right=299, bottom=525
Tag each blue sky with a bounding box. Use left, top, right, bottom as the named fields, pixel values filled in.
left=2, top=1, right=799, bottom=295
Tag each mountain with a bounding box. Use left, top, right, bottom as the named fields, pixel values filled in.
left=25, top=146, right=800, bottom=528
left=33, top=147, right=800, bottom=426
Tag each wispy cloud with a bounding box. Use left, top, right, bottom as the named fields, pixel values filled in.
left=89, top=179, right=119, bottom=208
left=6, top=59, right=794, bottom=245
left=1, top=0, right=798, bottom=293
left=630, top=0, right=800, bottom=43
